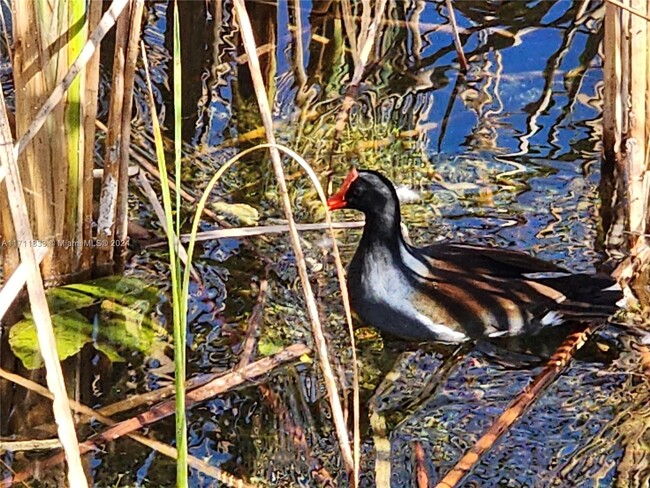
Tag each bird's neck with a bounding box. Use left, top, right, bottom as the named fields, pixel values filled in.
left=359, top=208, right=404, bottom=255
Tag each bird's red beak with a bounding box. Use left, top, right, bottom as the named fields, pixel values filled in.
left=327, top=168, right=359, bottom=210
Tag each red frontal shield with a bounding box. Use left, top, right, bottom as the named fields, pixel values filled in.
left=327, top=168, right=359, bottom=210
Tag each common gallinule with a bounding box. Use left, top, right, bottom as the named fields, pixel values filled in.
left=327, top=168, right=621, bottom=343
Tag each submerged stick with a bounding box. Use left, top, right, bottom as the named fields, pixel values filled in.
left=236, top=276, right=269, bottom=369
left=0, top=367, right=254, bottom=488
left=4, top=344, right=310, bottom=485
left=435, top=324, right=601, bottom=488
left=258, top=384, right=336, bottom=486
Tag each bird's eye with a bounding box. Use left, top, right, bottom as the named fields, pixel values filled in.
left=348, top=186, right=361, bottom=199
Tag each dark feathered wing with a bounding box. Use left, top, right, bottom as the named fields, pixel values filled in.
left=408, top=243, right=621, bottom=336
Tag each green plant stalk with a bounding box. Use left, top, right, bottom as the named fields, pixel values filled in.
left=172, top=2, right=188, bottom=486
left=65, top=0, right=86, bottom=242
left=139, top=40, right=186, bottom=486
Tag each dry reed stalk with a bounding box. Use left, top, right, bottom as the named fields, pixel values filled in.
left=0, top=76, right=87, bottom=488
left=115, top=0, right=145, bottom=267
left=604, top=0, right=650, bottom=21
left=4, top=344, right=309, bottom=485
left=177, top=221, right=365, bottom=242
left=0, top=246, right=48, bottom=321
left=81, top=0, right=103, bottom=272
left=627, top=0, right=647, bottom=237
left=232, top=0, right=356, bottom=479
left=414, top=441, right=429, bottom=488
left=290, top=0, right=308, bottom=92
left=96, top=1, right=131, bottom=269
left=445, top=0, right=468, bottom=71
left=370, top=411, right=391, bottom=487
left=0, top=368, right=255, bottom=488
left=434, top=324, right=600, bottom=488
left=341, top=0, right=360, bottom=66
left=0, top=439, right=62, bottom=452
left=603, top=1, right=622, bottom=163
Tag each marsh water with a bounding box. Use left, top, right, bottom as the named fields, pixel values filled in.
left=4, top=1, right=650, bottom=487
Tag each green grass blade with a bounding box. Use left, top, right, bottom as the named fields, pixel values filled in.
left=172, top=2, right=188, bottom=486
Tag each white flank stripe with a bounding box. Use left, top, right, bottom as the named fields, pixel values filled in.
left=522, top=271, right=573, bottom=279
left=399, top=242, right=431, bottom=277
left=540, top=310, right=564, bottom=326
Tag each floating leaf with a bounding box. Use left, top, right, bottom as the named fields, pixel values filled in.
left=10, top=311, right=92, bottom=369
left=47, top=287, right=97, bottom=313
left=9, top=276, right=168, bottom=369
left=64, top=276, right=159, bottom=307
left=257, top=337, right=284, bottom=357
left=213, top=201, right=260, bottom=226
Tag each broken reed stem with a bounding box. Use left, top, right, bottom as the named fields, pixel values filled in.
left=0, top=368, right=254, bottom=488
left=434, top=324, right=601, bottom=488
left=95, top=0, right=130, bottom=268
left=3, top=344, right=310, bottom=486
left=414, top=441, right=429, bottom=488
left=0, top=73, right=87, bottom=488
left=232, top=0, right=356, bottom=479
left=445, top=0, right=468, bottom=71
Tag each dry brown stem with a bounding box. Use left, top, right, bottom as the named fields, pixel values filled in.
left=435, top=324, right=600, bottom=488
left=3, top=343, right=309, bottom=485
left=0, top=367, right=254, bottom=487
left=414, top=441, right=429, bottom=488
